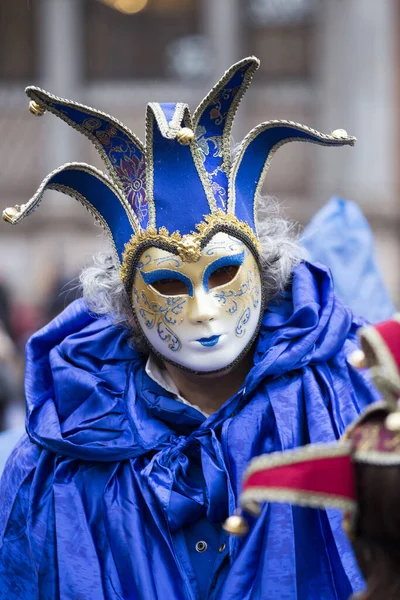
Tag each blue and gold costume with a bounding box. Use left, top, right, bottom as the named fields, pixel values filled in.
left=0, top=58, right=381, bottom=599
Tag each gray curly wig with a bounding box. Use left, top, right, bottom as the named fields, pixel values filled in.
left=80, top=195, right=306, bottom=350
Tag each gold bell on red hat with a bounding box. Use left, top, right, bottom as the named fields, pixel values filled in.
left=223, top=512, right=249, bottom=536
left=348, top=349, right=366, bottom=370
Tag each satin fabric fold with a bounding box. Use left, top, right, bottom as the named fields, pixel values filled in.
left=0, top=262, right=379, bottom=599
left=141, top=428, right=234, bottom=531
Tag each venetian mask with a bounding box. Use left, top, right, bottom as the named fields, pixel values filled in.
left=131, top=232, right=263, bottom=372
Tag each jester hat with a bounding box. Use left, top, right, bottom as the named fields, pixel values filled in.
left=3, top=57, right=355, bottom=289
left=236, top=315, right=400, bottom=519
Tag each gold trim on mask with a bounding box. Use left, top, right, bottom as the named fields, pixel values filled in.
left=120, top=210, right=262, bottom=285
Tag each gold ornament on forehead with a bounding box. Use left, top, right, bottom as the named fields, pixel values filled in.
left=120, top=210, right=262, bottom=285
left=176, top=234, right=202, bottom=262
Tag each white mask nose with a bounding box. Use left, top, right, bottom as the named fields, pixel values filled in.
left=188, top=289, right=218, bottom=325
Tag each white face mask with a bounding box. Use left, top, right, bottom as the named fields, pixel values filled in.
left=131, top=232, right=263, bottom=372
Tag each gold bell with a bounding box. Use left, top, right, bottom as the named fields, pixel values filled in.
left=176, top=127, right=195, bottom=145
left=222, top=514, right=249, bottom=536
left=29, top=100, right=46, bottom=117
left=348, top=349, right=366, bottom=370
left=331, top=128, right=349, bottom=139
left=342, top=513, right=355, bottom=541
left=2, top=204, right=23, bottom=224
left=385, top=411, right=400, bottom=432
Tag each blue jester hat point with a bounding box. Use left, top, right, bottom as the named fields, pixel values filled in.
left=3, top=56, right=355, bottom=286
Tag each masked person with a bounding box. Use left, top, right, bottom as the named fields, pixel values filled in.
left=239, top=315, right=400, bottom=600
left=0, top=57, right=379, bottom=600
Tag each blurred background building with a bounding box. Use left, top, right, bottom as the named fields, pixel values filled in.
left=0, top=0, right=399, bottom=427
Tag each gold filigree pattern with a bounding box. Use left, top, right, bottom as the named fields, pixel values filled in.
left=120, top=210, right=262, bottom=284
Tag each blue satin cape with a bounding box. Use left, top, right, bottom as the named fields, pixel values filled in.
left=0, top=262, right=378, bottom=600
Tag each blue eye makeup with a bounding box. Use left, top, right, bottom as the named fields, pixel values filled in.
left=203, top=250, right=245, bottom=292
left=140, top=269, right=194, bottom=296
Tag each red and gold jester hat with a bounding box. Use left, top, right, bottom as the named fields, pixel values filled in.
left=2, top=56, right=355, bottom=292
left=227, top=315, right=400, bottom=532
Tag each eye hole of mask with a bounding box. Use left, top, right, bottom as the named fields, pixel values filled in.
left=150, top=278, right=189, bottom=296
left=208, top=265, right=240, bottom=290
